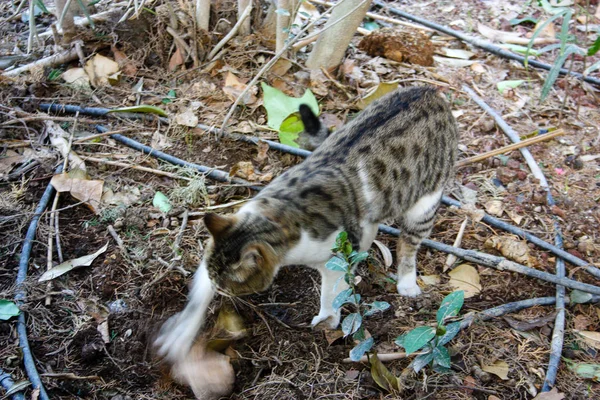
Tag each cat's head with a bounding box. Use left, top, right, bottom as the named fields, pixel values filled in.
left=201, top=213, right=281, bottom=295
left=296, top=104, right=331, bottom=150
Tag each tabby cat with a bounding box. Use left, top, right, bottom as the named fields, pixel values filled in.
left=155, top=86, right=458, bottom=363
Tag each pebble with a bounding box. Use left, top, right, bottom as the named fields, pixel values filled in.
left=108, top=299, right=128, bottom=313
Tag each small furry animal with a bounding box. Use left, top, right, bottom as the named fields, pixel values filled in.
left=155, top=86, right=458, bottom=363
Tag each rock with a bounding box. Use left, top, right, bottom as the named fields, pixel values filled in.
left=496, top=167, right=518, bottom=185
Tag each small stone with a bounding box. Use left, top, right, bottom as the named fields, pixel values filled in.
left=496, top=167, right=518, bottom=185
left=506, top=159, right=520, bottom=169
left=551, top=205, right=566, bottom=219
left=170, top=218, right=179, bottom=227
left=481, top=119, right=495, bottom=132
left=534, top=206, right=542, bottom=212
left=516, top=170, right=528, bottom=180
left=572, top=157, right=584, bottom=170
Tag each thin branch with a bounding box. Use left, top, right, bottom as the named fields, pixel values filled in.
left=456, top=129, right=564, bottom=167
left=208, top=3, right=253, bottom=60
left=3, top=48, right=79, bottom=77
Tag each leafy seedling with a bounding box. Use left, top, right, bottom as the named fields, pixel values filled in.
left=396, top=290, right=464, bottom=373
left=0, top=300, right=20, bottom=320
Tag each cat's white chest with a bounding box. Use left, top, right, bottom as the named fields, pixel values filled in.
left=283, top=229, right=342, bottom=265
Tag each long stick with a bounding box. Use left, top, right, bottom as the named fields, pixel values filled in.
left=456, top=129, right=564, bottom=167
left=372, top=1, right=600, bottom=87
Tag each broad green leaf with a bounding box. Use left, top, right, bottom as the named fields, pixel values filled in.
left=402, top=326, right=436, bottom=355
left=433, top=345, right=451, bottom=368
left=346, top=293, right=361, bottom=305
left=438, top=321, right=461, bottom=346
left=364, top=301, right=391, bottom=317
left=278, top=114, right=304, bottom=148
left=38, top=242, right=109, bottom=282
left=342, top=313, right=362, bottom=336
left=584, top=60, right=600, bottom=76
left=350, top=251, right=369, bottom=265
left=370, top=352, right=400, bottom=392
left=0, top=300, right=20, bottom=320
left=153, top=191, right=172, bottom=213
left=349, top=337, right=374, bottom=361
left=411, top=351, right=433, bottom=373
left=108, top=105, right=168, bottom=117
left=570, top=290, right=593, bottom=304
left=332, top=288, right=352, bottom=309
left=588, top=36, right=600, bottom=56
left=497, top=80, right=525, bottom=94
left=499, top=44, right=541, bottom=56
left=394, top=334, right=405, bottom=348
left=261, top=83, right=319, bottom=131
left=566, top=360, right=600, bottom=380
left=326, top=256, right=349, bottom=272
left=275, top=8, right=290, bottom=16
left=436, top=291, right=464, bottom=325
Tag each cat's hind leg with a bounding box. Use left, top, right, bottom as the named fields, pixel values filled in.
left=396, top=190, right=442, bottom=297
left=310, top=263, right=349, bottom=329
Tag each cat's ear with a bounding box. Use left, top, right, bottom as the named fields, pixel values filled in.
left=204, top=213, right=235, bottom=238
left=299, top=104, right=322, bottom=135
left=239, top=243, right=277, bottom=271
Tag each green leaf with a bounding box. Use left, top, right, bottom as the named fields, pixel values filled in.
left=349, top=337, right=374, bottom=361
left=346, top=293, right=361, bottom=305
left=588, top=36, right=600, bottom=57
left=0, top=300, right=20, bottom=320
left=497, top=80, right=525, bottom=94
left=411, top=351, right=433, bottom=373
left=335, top=231, right=348, bottom=250
left=275, top=8, right=290, bottom=16
left=438, top=321, right=461, bottom=346
left=108, top=105, right=168, bottom=117
left=153, top=191, right=172, bottom=213
left=370, top=352, right=400, bottom=392
left=570, top=290, right=593, bottom=304
left=500, top=44, right=541, bottom=56
left=326, top=256, right=349, bottom=272
left=540, top=44, right=585, bottom=102
left=332, top=288, right=352, bottom=309
left=402, top=326, right=436, bottom=355
left=342, top=313, right=362, bottom=336
left=433, top=346, right=451, bottom=368
left=364, top=301, right=391, bottom=317
left=436, top=291, right=464, bottom=325
left=261, top=83, right=319, bottom=132
left=566, top=360, right=600, bottom=380
left=278, top=114, right=304, bottom=148
left=525, top=9, right=571, bottom=67
left=584, top=60, right=600, bottom=76
left=394, top=334, right=405, bottom=348
left=509, top=16, right=538, bottom=25
left=363, top=20, right=380, bottom=31
left=350, top=251, right=369, bottom=265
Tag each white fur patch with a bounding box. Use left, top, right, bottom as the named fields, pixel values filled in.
left=397, top=268, right=421, bottom=297
left=358, top=161, right=376, bottom=203
left=283, top=229, right=341, bottom=265
left=405, top=189, right=443, bottom=222
left=155, top=260, right=216, bottom=362
left=359, top=221, right=379, bottom=252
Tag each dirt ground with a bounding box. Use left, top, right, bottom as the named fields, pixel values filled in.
left=1, top=0, right=600, bottom=399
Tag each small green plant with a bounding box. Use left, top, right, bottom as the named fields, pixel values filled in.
left=326, top=232, right=391, bottom=362
left=395, top=290, right=464, bottom=373
left=525, top=2, right=586, bottom=102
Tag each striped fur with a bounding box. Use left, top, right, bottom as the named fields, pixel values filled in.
left=155, top=86, right=459, bottom=363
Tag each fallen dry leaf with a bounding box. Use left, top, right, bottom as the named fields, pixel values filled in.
left=484, top=199, right=504, bottom=217
left=230, top=161, right=258, bottom=181
left=575, top=330, right=600, bottom=350
left=271, top=59, right=292, bottom=76
left=373, top=239, right=393, bottom=267
left=175, top=108, right=199, bottom=128
left=169, top=47, right=184, bottom=71
left=448, top=264, right=481, bottom=298
left=50, top=172, right=103, bottom=213
left=222, top=72, right=257, bottom=105
left=38, top=242, right=108, bottom=281
left=111, top=46, right=137, bottom=76
left=84, top=54, right=120, bottom=87
left=481, top=360, right=509, bottom=380
left=573, top=315, right=591, bottom=331
left=61, top=67, right=91, bottom=89
left=506, top=209, right=524, bottom=225
left=151, top=130, right=172, bottom=150
left=323, top=329, right=344, bottom=346
left=420, top=275, right=441, bottom=286
left=46, top=121, right=86, bottom=171
left=485, top=235, right=535, bottom=266
left=503, top=312, right=556, bottom=331
left=98, top=320, right=110, bottom=344
left=532, top=387, right=565, bottom=400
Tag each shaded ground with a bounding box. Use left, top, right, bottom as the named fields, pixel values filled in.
left=1, top=0, right=600, bottom=399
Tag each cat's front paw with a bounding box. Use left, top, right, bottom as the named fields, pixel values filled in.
left=397, top=282, right=422, bottom=297
left=310, top=309, right=341, bottom=329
